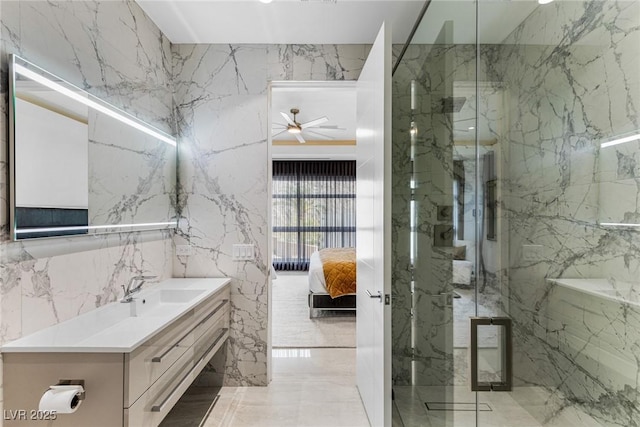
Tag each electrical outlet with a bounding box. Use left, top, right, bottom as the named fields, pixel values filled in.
left=522, top=244, right=543, bottom=262
left=176, top=244, right=193, bottom=256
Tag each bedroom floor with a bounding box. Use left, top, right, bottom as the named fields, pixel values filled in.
left=272, top=272, right=356, bottom=348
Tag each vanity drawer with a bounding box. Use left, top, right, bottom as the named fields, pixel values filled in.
left=124, top=327, right=229, bottom=427
left=193, top=287, right=230, bottom=325
left=193, top=298, right=230, bottom=342
left=124, top=287, right=230, bottom=407
left=124, top=310, right=196, bottom=407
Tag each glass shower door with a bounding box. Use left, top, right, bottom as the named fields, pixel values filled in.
left=391, top=1, right=485, bottom=425
left=394, top=1, right=640, bottom=426
left=392, top=1, right=513, bottom=425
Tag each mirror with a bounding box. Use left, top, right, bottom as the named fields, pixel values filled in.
left=9, top=55, right=177, bottom=240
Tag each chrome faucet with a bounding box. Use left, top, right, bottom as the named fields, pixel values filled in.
left=121, top=275, right=157, bottom=303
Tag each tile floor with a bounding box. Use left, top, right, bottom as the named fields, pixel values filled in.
left=191, top=273, right=602, bottom=427
left=204, top=348, right=370, bottom=427
left=393, top=385, right=602, bottom=427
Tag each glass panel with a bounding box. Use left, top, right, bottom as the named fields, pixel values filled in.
left=395, top=0, right=640, bottom=425
left=476, top=0, right=640, bottom=425
left=392, top=1, right=478, bottom=425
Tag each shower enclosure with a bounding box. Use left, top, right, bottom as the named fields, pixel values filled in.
left=391, top=1, right=640, bottom=425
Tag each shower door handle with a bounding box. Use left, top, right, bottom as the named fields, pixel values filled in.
left=470, top=317, right=512, bottom=392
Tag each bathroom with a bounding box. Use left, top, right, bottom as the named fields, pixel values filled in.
left=1, top=0, right=640, bottom=426
left=0, top=0, right=373, bottom=424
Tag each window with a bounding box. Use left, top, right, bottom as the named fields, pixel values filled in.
left=272, top=161, right=356, bottom=271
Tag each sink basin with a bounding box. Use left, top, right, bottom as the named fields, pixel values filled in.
left=129, top=289, right=206, bottom=317
left=159, top=289, right=206, bottom=303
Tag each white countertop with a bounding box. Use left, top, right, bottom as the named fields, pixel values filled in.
left=1, top=278, right=230, bottom=353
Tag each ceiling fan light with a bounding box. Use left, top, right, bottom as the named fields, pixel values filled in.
left=288, top=127, right=302, bottom=134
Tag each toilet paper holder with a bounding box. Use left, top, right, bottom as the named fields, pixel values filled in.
left=38, top=379, right=86, bottom=415
left=53, top=379, right=85, bottom=397
left=46, top=379, right=86, bottom=401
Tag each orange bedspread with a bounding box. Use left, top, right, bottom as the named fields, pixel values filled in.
left=319, top=248, right=356, bottom=298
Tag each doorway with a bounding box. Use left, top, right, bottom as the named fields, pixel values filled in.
left=268, top=81, right=358, bottom=359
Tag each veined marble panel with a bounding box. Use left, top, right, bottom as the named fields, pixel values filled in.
left=0, top=0, right=174, bottom=347
left=267, top=44, right=370, bottom=81
left=496, top=0, right=640, bottom=424
left=172, top=43, right=367, bottom=386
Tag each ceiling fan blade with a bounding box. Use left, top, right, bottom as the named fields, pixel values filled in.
left=272, top=123, right=287, bottom=128
left=272, top=129, right=288, bottom=138
left=280, top=112, right=295, bottom=125
left=294, top=133, right=306, bottom=143
left=300, top=116, right=328, bottom=129
left=305, top=130, right=334, bottom=140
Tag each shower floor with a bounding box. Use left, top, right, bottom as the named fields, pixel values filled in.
left=393, top=287, right=603, bottom=427
left=393, top=384, right=602, bottom=426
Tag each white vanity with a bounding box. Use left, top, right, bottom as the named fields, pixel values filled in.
left=1, top=278, right=230, bottom=427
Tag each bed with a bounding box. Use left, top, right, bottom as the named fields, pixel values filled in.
left=308, top=248, right=357, bottom=317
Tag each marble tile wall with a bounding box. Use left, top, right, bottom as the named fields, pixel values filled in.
left=0, top=0, right=175, bottom=415
left=494, top=0, right=640, bottom=424
left=171, top=44, right=369, bottom=386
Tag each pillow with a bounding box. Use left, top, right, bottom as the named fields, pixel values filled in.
left=453, top=245, right=466, bottom=260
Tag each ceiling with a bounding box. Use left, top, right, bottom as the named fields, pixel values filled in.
left=136, top=0, right=547, bottom=46
left=272, top=84, right=356, bottom=142
left=136, top=0, right=426, bottom=45
left=271, top=83, right=357, bottom=159
left=134, top=0, right=554, bottom=159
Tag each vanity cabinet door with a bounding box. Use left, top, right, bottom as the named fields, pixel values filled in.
left=124, top=346, right=196, bottom=427
left=124, top=310, right=196, bottom=407
left=124, top=326, right=229, bottom=427
left=192, top=290, right=230, bottom=342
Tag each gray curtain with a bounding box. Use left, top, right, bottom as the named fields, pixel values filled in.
left=272, top=161, right=356, bottom=271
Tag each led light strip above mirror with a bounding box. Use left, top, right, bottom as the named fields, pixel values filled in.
left=13, top=62, right=176, bottom=147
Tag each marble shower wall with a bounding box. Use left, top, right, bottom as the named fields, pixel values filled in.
left=0, top=0, right=174, bottom=355
left=171, top=44, right=369, bottom=386
left=494, top=0, right=640, bottom=424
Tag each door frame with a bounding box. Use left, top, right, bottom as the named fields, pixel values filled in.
left=266, top=79, right=357, bottom=383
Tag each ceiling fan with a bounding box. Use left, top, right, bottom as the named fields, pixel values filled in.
left=272, top=108, right=343, bottom=143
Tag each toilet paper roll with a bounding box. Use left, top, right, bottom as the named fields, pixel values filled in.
left=39, top=385, right=84, bottom=414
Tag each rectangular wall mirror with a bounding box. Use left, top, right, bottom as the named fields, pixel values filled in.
left=9, top=54, right=177, bottom=240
